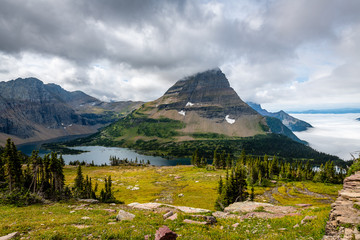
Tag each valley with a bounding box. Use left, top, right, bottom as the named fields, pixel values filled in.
left=0, top=70, right=356, bottom=240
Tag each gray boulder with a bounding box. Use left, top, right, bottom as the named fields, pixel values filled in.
left=116, top=210, right=135, bottom=221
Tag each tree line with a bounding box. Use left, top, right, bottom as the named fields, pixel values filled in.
left=191, top=148, right=346, bottom=210
left=0, top=139, right=120, bottom=205
left=109, top=156, right=150, bottom=166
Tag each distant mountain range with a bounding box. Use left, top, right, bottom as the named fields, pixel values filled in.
left=289, top=108, right=360, bottom=114
left=0, top=78, right=142, bottom=144
left=247, top=102, right=312, bottom=132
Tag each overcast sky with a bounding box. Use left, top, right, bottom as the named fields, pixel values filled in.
left=1, top=0, right=360, bottom=111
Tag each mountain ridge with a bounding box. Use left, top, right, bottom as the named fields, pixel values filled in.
left=0, top=77, right=143, bottom=145
left=247, top=102, right=313, bottom=132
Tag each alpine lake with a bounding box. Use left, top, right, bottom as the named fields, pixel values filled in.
left=17, top=135, right=191, bottom=166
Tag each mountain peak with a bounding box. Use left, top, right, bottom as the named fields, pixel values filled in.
left=151, top=68, right=259, bottom=122
left=171, top=68, right=230, bottom=93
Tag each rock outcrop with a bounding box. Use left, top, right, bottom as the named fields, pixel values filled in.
left=0, top=232, right=19, bottom=240
left=128, top=202, right=211, bottom=213
left=323, top=172, right=360, bottom=240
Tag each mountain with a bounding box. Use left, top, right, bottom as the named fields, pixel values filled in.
left=85, top=68, right=304, bottom=145
left=247, top=102, right=313, bottom=132
left=62, top=68, right=347, bottom=164
left=356, top=117, right=360, bottom=121
left=0, top=77, right=142, bottom=144
left=289, top=108, right=360, bottom=114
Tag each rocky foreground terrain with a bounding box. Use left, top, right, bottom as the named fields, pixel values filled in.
left=323, top=171, right=360, bottom=240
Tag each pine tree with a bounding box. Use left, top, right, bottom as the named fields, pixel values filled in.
left=74, top=165, right=84, bottom=197
left=250, top=186, right=255, bottom=201
left=200, top=157, right=206, bottom=167
left=215, top=165, right=248, bottom=210
left=100, top=176, right=116, bottom=202
left=258, top=171, right=262, bottom=186
left=213, top=148, right=219, bottom=168
left=3, top=139, right=22, bottom=191
left=226, top=153, right=232, bottom=169
left=217, top=176, right=223, bottom=195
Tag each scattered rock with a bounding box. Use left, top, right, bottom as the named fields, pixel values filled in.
left=78, top=199, right=99, bottom=204
left=127, top=185, right=140, bottom=191
left=295, top=204, right=312, bottom=208
left=191, top=215, right=217, bottom=225
left=103, top=209, right=117, bottom=213
left=175, top=206, right=210, bottom=213
left=128, top=202, right=211, bottom=213
left=155, top=226, right=177, bottom=240
left=108, top=222, right=116, bottom=225
left=70, top=211, right=75, bottom=213
left=109, top=203, right=116, bottom=206
left=81, top=217, right=90, bottom=220
left=73, top=224, right=90, bottom=229
left=167, top=213, right=178, bottom=221
left=178, top=193, right=184, bottom=197
left=0, top=232, right=19, bottom=240
left=163, top=211, right=174, bottom=220
left=116, top=210, right=135, bottom=221
left=278, top=228, right=287, bottom=231
left=293, top=224, right=299, bottom=228
left=174, top=176, right=182, bottom=179
left=144, top=234, right=151, bottom=240
left=224, top=201, right=297, bottom=219
left=301, top=216, right=317, bottom=225
left=212, top=211, right=238, bottom=219
left=128, top=202, right=163, bottom=210
left=232, top=223, right=240, bottom=228
left=183, top=219, right=207, bottom=225
left=224, top=201, right=274, bottom=213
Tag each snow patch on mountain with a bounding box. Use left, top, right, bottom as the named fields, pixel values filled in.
left=178, top=110, right=186, bottom=116
left=225, top=115, right=235, bottom=124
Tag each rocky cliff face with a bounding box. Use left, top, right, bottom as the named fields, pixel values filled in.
left=323, top=172, right=360, bottom=240
left=160, top=68, right=257, bottom=119
left=0, top=78, right=142, bottom=144
left=139, top=68, right=267, bottom=138
left=247, top=102, right=313, bottom=132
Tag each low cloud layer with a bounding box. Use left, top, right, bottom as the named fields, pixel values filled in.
left=293, top=114, right=360, bottom=160
left=0, top=0, right=360, bottom=110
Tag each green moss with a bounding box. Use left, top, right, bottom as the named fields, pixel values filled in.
left=354, top=203, right=360, bottom=210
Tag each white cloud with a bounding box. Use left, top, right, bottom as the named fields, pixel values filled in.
left=0, top=0, right=360, bottom=111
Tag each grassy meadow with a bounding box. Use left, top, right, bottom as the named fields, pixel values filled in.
left=0, top=165, right=342, bottom=239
